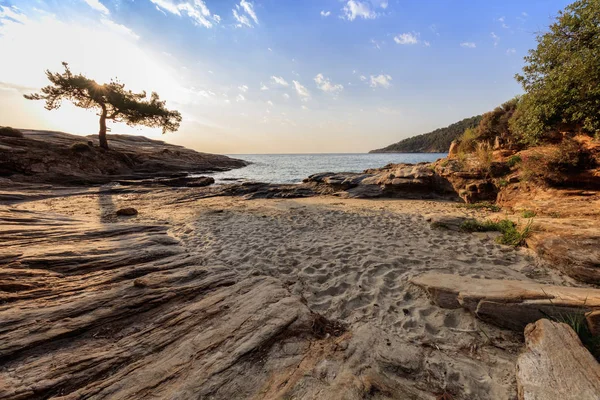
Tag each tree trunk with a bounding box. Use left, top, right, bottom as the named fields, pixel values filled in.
left=99, top=105, right=109, bottom=150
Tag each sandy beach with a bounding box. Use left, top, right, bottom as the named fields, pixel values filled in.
left=4, top=186, right=585, bottom=399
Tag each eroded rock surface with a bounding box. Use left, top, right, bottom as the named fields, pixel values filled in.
left=411, top=273, right=600, bottom=332
left=0, top=129, right=246, bottom=185
left=516, top=319, right=600, bottom=400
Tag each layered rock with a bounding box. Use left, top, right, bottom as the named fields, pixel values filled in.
left=411, top=273, right=600, bottom=332
left=0, top=129, right=246, bottom=185
left=303, top=163, right=459, bottom=200
left=516, top=319, right=600, bottom=400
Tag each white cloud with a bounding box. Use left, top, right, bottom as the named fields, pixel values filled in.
left=424, top=41, right=431, bottom=47
left=238, top=84, right=248, bottom=92
left=342, top=1, right=377, bottom=21
left=522, top=12, right=528, bottom=17
left=380, top=1, right=388, bottom=9
left=314, top=73, right=344, bottom=94
left=268, top=47, right=272, bottom=52
left=498, top=16, right=509, bottom=29
left=359, top=75, right=367, bottom=81
left=370, top=39, right=382, bottom=50
left=491, top=32, right=499, bottom=47
left=301, top=105, right=308, bottom=110
left=394, top=32, right=419, bottom=45
left=260, top=83, right=269, bottom=91
left=83, top=0, right=110, bottom=15
left=267, top=100, right=274, bottom=106
left=100, top=18, right=139, bottom=40
left=0, top=6, right=29, bottom=25
left=271, top=76, right=289, bottom=87
left=506, top=48, right=516, bottom=55
left=150, top=0, right=219, bottom=28
left=320, top=10, right=331, bottom=17
left=369, top=74, right=392, bottom=89
left=236, top=94, right=245, bottom=102
left=233, top=0, right=258, bottom=28
left=282, top=93, right=290, bottom=99
left=240, top=0, right=258, bottom=24
left=460, top=42, right=476, bottom=48
left=293, top=80, right=310, bottom=100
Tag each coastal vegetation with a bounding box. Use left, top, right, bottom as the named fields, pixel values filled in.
left=24, top=62, right=182, bottom=150
left=370, top=115, right=481, bottom=153
left=460, top=218, right=533, bottom=247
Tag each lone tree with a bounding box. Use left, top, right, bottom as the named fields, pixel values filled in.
left=25, top=62, right=182, bottom=149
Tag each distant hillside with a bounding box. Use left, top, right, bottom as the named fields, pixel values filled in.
left=370, top=115, right=482, bottom=153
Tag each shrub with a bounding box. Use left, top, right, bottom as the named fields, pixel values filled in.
left=70, top=142, right=92, bottom=152
left=0, top=126, right=24, bottom=138
left=475, top=142, right=493, bottom=174
left=512, top=0, right=600, bottom=143
left=506, top=155, right=522, bottom=168
left=497, top=179, right=509, bottom=187
left=457, top=127, right=479, bottom=154
left=522, top=210, right=536, bottom=218
left=477, top=98, right=519, bottom=144
left=460, top=218, right=532, bottom=246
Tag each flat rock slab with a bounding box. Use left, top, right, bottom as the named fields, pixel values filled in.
left=411, top=273, right=600, bottom=331
left=517, top=319, right=600, bottom=400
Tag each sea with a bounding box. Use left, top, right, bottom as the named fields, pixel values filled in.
left=206, top=153, right=447, bottom=184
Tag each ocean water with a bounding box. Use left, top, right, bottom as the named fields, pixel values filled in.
left=207, top=153, right=447, bottom=184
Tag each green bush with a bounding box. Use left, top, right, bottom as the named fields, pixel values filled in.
left=512, top=0, right=600, bottom=143
left=0, top=126, right=24, bottom=138
left=457, top=127, right=479, bottom=154
left=506, top=155, right=522, bottom=168
left=522, top=210, right=536, bottom=218
left=460, top=218, right=533, bottom=246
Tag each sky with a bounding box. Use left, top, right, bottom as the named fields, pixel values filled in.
left=0, top=0, right=572, bottom=154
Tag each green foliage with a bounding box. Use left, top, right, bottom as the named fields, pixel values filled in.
left=477, top=98, right=519, bottom=143
left=521, top=210, right=537, bottom=218
left=460, top=218, right=533, bottom=246
left=506, top=155, right=522, bottom=168
left=474, top=142, right=493, bottom=174
left=457, top=127, right=479, bottom=154
left=0, top=126, right=24, bottom=138
left=25, top=62, right=182, bottom=148
left=540, top=294, right=600, bottom=360
left=512, top=0, right=600, bottom=142
left=497, top=179, right=509, bottom=187
left=371, top=115, right=482, bottom=153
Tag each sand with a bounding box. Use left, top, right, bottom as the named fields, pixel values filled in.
left=12, top=189, right=580, bottom=398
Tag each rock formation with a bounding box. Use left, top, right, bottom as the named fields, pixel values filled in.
left=411, top=273, right=600, bottom=332
left=0, top=129, right=246, bottom=185
left=517, top=319, right=600, bottom=400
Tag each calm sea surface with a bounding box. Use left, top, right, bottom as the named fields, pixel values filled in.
left=206, top=153, right=446, bottom=184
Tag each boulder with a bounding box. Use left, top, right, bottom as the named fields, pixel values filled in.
left=527, top=233, right=600, bottom=285
left=426, top=214, right=469, bottom=231
left=116, top=207, right=138, bottom=216
left=411, top=273, right=600, bottom=332
left=516, top=319, right=600, bottom=400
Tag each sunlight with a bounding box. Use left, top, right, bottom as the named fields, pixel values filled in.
left=0, top=7, right=184, bottom=136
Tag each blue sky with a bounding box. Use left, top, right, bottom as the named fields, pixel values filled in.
left=0, top=0, right=571, bottom=153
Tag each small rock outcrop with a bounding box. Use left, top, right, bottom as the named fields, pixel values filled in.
left=516, top=319, right=600, bottom=400
left=411, top=273, right=600, bottom=332
left=303, top=163, right=459, bottom=200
